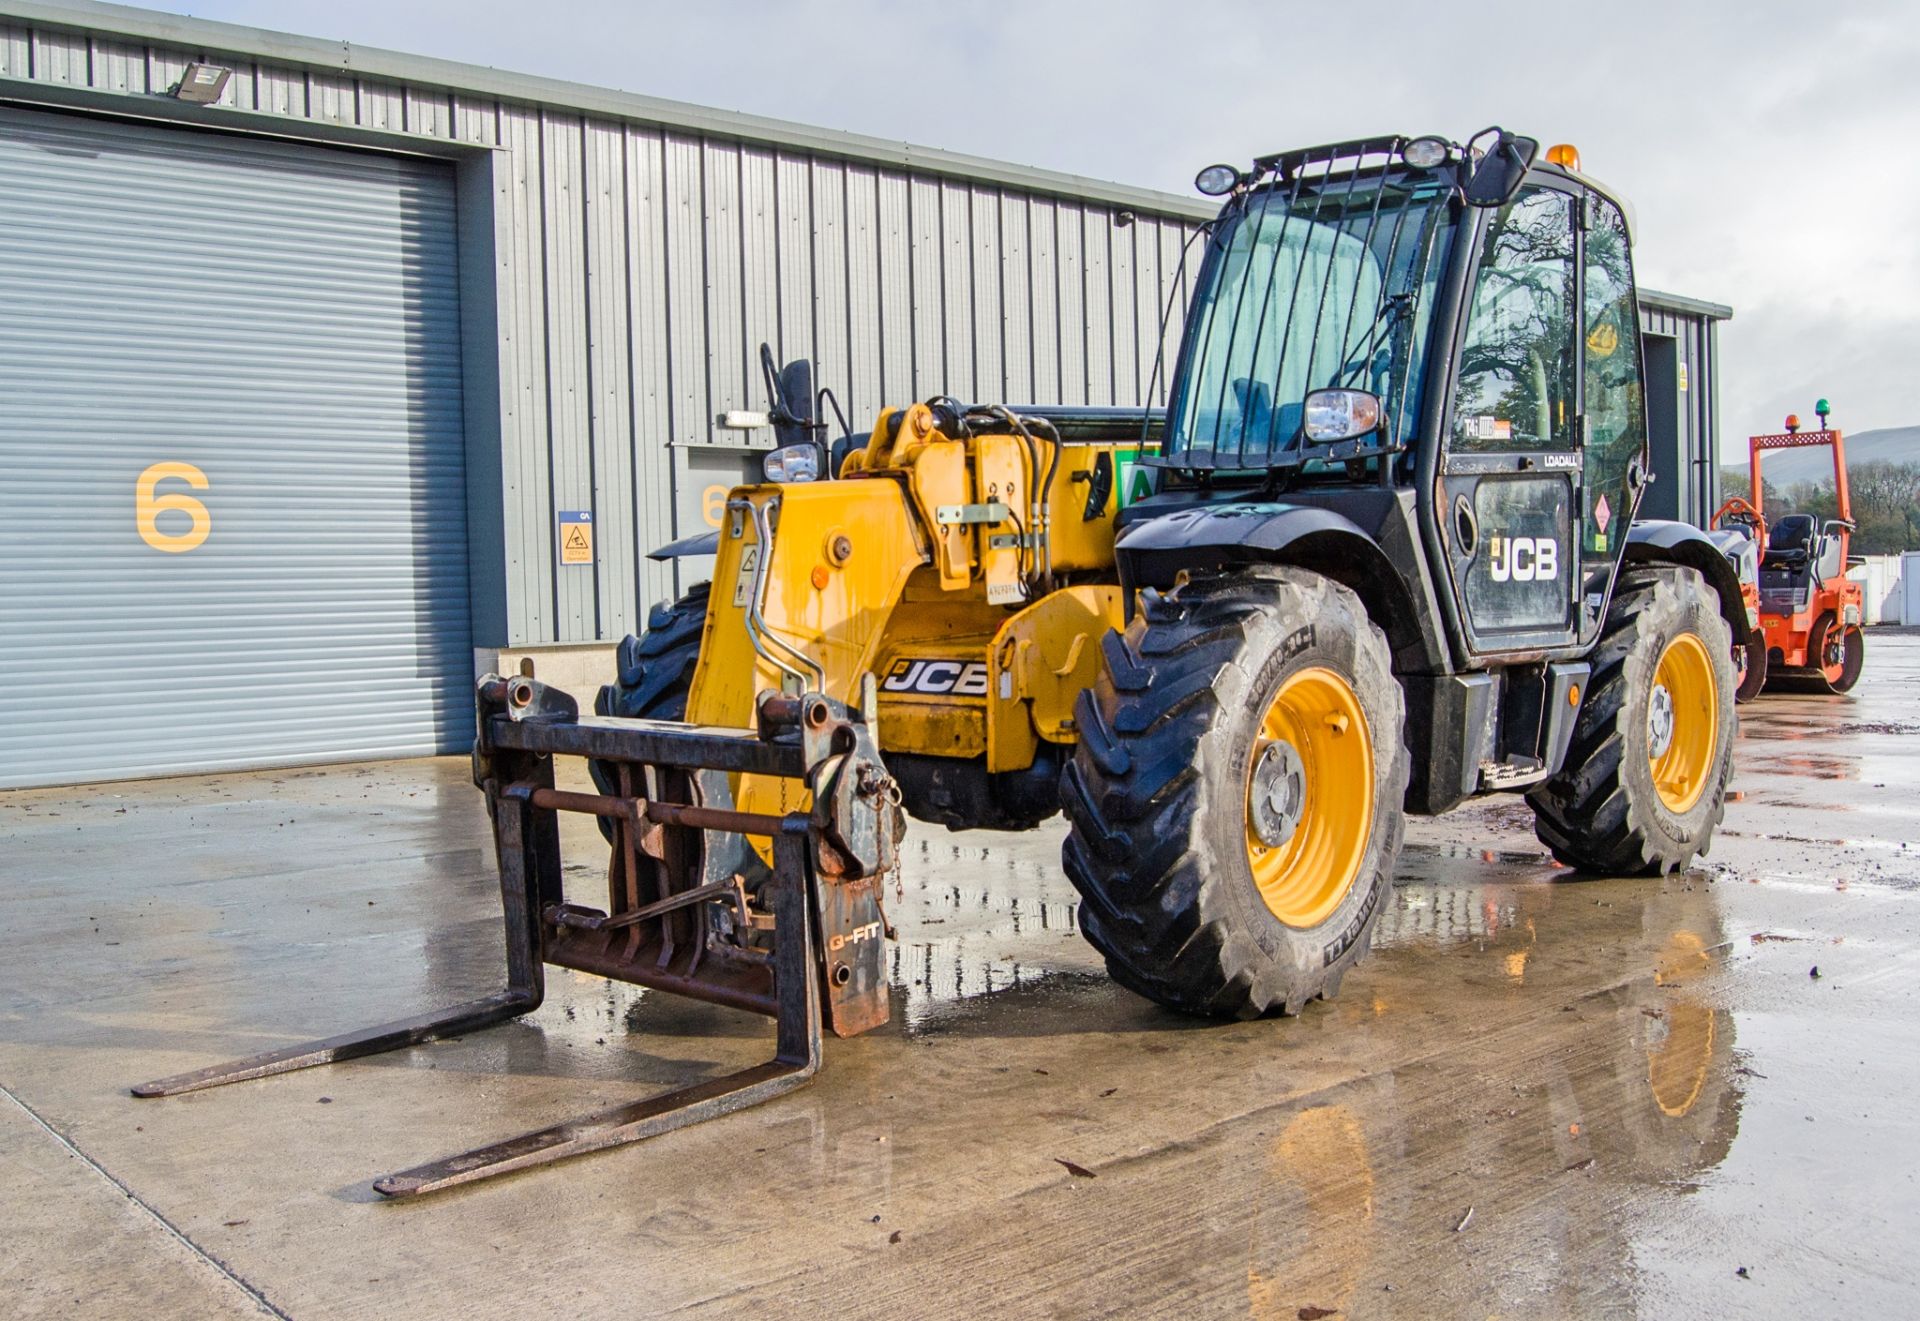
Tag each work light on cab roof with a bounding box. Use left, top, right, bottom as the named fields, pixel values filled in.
left=1401, top=135, right=1450, bottom=168
left=1194, top=163, right=1241, bottom=196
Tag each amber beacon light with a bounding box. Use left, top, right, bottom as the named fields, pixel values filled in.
left=1545, top=143, right=1582, bottom=171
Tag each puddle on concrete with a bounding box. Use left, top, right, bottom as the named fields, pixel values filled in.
left=882, top=826, right=1102, bottom=1030
left=1747, top=753, right=1861, bottom=781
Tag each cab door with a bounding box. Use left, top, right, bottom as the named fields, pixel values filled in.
left=1575, top=194, right=1646, bottom=646
left=1440, top=184, right=1583, bottom=654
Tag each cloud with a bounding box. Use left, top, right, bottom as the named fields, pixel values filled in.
left=151, top=0, right=1920, bottom=438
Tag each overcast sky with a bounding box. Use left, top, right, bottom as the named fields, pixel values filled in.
left=137, top=0, right=1920, bottom=449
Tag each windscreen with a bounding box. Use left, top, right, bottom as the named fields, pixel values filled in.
left=1165, top=171, right=1455, bottom=469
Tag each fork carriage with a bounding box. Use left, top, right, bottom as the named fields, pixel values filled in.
left=133, top=674, right=902, bottom=1197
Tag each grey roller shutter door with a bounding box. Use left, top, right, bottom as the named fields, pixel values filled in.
left=0, top=106, right=470, bottom=789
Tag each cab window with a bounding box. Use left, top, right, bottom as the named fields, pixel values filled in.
left=1452, top=188, right=1577, bottom=450
left=1581, top=196, right=1643, bottom=557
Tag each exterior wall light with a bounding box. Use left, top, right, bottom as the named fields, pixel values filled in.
left=172, top=63, right=231, bottom=104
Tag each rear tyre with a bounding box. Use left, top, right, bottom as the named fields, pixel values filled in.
left=1733, top=630, right=1767, bottom=703
left=1061, top=568, right=1408, bottom=1019
left=588, top=583, right=710, bottom=834
left=1807, top=613, right=1864, bottom=694
left=1831, top=623, right=1865, bottom=693
left=1528, top=567, right=1735, bottom=875
left=1765, top=612, right=1862, bottom=694
left=596, top=582, right=710, bottom=724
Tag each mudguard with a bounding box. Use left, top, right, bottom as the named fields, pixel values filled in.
left=1623, top=519, right=1753, bottom=644
left=1115, top=501, right=1367, bottom=558
left=1115, top=500, right=1443, bottom=673
left=1115, top=502, right=1384, bottom=603
left=647, top=529, right=722, bottom=561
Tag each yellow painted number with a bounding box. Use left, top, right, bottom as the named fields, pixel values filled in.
left=136, top=462, right=212, bottom=553
left=703, top=483, right=728, bottom=528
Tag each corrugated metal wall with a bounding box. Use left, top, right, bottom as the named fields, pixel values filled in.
left=0, top=14, right=1204, bottom=649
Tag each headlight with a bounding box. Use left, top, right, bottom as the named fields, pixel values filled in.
left=762, top=443, right=821, bottom=484
left=1194, top=164, right=1241, bottom=196
left=1302, top=389, right=1383, bottom=444
left=1402, top=136, right=1450, bottom=169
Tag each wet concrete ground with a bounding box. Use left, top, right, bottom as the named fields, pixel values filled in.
left=3, top=636, right=1917, bottom=1319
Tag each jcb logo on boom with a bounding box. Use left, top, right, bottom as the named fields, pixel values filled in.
left=882, top=658, right=989, bottom=696
left=1488, top=536, right=1559, bottom=583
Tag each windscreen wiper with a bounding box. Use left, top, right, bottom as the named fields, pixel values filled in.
left=1333, top=292, right=1413, bottom=390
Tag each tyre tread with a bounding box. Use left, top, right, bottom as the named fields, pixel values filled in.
left=1527, top=568, right=1735, bottom=875
left=1062, top=568, right=1408, bottom=1019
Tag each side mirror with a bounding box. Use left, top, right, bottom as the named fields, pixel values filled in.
left=1302, top=389, right=1382, bottom=444
left=1461, top=128, right=1539, bottom=208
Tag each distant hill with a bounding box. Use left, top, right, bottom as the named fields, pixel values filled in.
left=1721, top=424, right=1920, bottom=488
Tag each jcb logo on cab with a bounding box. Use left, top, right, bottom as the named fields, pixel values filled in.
left=1488, top=536, right=1559, bottom=583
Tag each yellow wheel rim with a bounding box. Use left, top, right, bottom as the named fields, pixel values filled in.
left=1244, top=667, right=1374, bottom=929
left=1648, top=633, right=1718, bottom=814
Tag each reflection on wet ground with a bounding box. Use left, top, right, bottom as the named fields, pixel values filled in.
left=883, top=834, right=1094, bottom=1030
left=2, top=637, right=1918, bottom=1317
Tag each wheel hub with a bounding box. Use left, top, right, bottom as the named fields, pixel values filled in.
left=1647, top=683, right=1676, bottom=759
left=1242, top=667, right=1375, bottom=930
left=1249, top=738, right=1307, bottom=848
left=1648, top=633, right=1719, bottom=814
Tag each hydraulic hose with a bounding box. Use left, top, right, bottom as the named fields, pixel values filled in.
left=1026, top=415, right=1064, bottom=593
left=985, top=405, right=1050, bottom=593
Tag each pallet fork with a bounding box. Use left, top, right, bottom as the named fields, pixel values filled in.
left=132, top=674, right=902, bottom=1197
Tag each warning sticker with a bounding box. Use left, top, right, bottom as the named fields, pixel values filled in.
left=731, top=540, right=762, bottom=607
left=1593, top=494, right=1612, bottom=533
left=558, top=510, right=594, bottom=565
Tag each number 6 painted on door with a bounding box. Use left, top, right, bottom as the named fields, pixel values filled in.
left=136, top=462, right=212, bottom=553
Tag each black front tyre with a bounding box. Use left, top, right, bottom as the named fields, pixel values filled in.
left=1061, top=568, right=1408, bottom=1019
left=1529, top=567, right=1736, bottom=875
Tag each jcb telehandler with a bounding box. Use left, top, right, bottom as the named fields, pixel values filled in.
left=136, top=130, right=1750, bottom=1196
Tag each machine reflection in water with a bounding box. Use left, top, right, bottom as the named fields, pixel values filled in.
left=884, top=832, right=1094, bottom=1029
left=1230, top=876, right=1744, bottom=1315
left=1246, top=1103, right=1378, bottom=1319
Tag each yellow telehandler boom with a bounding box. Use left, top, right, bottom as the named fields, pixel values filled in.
left=683, top=398, right=1148, bottom=837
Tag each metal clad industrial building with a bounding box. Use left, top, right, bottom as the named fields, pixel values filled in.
left=0, top=1, right=1728, bottom=787
left=1637, top=289, right=1732, bottom=528
left=0, top=1, right=1205, bottom=786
